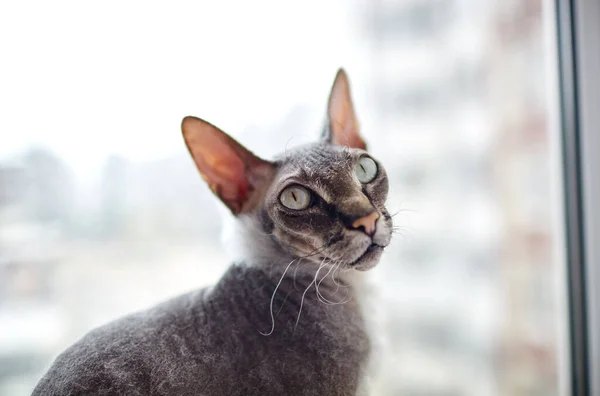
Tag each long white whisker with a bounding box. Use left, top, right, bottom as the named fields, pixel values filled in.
left=294, top=277, right=316, bottom=333
left=316, top=261, right=339, bottom=305
left=314, top=259, right=351, bottom=305
left=332, top=260, right=351, bottom=289
left=293, top=257, right=306, bottom=291
left=275, top=257, right=305, bottom=318
left=321, top=257, right=353, bottom=305
left=294, top=257, right=326, bottom=332
left=331, top=261, right=342, bottom=294
left=260, top=258, right=297, bottom=336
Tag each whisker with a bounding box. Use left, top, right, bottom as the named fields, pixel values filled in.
left=266, top=233, right=353, bottom=334
left=284, top=135, right=295, bottom=159
left=389, top=207, right=418, bottom=217
left=315, top=258, right=352, bottom=305
left=294, top=262, right=320, bottom=333
left=332, top=260, right=350, bottom=291
left=293, top=243, right=332, bottom=290
left=315, top=261, right=338, bottom=305
left=260, top=258, right=297, bottom=336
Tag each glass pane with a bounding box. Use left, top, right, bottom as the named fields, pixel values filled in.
left=0, top=0, right=568, bottom=395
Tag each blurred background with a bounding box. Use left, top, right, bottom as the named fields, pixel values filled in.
left=0, top=0, right=569, bottom=395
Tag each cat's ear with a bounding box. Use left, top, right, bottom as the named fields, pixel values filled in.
left=182, top=116, right=275, bottom=215
left=322, top=68, right=367, bottom=150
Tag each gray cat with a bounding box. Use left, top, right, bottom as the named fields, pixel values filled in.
left=32, top=69, right=393, bottom=396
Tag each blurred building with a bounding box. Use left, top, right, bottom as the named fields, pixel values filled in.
left=0, top=157, right=67, bottom=395
left=488, top=1, right=558, bottom=395
left=0, top=149, right=228, bottom=394
left=361, top=0, right=555, bottom=395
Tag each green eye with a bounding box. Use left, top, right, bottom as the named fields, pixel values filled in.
left=280, top=185, right=311, bottom=210
left=355, top=156, right=378, bottom=184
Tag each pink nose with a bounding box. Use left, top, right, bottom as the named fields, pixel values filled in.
left=351, top=212, right=380, bottom=236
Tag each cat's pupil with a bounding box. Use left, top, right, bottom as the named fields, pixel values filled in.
left=292, top=191, right=297, bottom=201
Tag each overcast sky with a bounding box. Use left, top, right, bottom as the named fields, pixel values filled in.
left=0, top=0, right=366, bottom=176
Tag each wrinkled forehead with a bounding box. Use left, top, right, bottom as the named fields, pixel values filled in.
left=274, top=143, right=363, bottom=201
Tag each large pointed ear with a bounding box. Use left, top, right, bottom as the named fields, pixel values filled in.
left=322, top=68, right=367, bottom=150
left=182, top=116, right=275, bottom=215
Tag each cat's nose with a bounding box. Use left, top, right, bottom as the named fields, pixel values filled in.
left=351, top=211, right=380, bottom=236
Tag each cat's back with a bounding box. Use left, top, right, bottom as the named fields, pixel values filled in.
left=32, top=265, right=370, bottom=396
left=32, top=287, right=212, bottom=396
left=31, top=267, right=300, bottom=396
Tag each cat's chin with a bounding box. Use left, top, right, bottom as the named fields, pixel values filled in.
left=349, top=244, right=384, bottom=271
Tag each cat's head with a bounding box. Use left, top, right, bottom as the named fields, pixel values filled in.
left=182, top=69, right=392, bottom=271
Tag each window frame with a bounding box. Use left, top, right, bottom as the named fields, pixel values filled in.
left=556, top=0, right=600, bottom=395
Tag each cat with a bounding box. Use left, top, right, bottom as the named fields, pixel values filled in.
left=32, top=69, right=393, bottom=396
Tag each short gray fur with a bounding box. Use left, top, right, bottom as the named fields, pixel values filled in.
left=32, top=70, right=393, bottom=396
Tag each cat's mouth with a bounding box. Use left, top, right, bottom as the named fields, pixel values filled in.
left=348, top=243, right=385, bottom=267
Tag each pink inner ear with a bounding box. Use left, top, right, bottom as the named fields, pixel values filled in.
left=183, top=116, right=274, bottom=214
left=184, top=120, right=251, bottom=212
left=328, top=74, right=367, bottom=150
left=196, top=154, right=249, bottom=209
left=331, top=120, right=366, bottom=150
left=329, top=107, right=366, bottom=150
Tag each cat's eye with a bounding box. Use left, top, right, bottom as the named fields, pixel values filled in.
left=279, top=185, right=312, bottom=210
left=355, top=156, right=378, bottom=184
